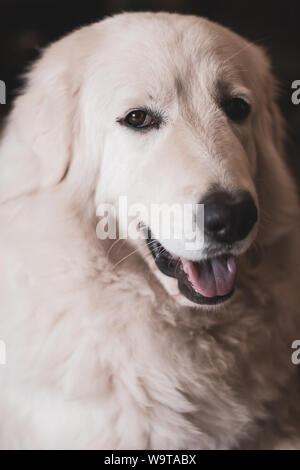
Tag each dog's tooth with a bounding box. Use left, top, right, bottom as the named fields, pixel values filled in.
left=227, top=256, right=236, bottom=274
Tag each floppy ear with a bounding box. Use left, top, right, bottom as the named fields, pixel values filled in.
left=252, top=47, right=299, bottom=246
left=0, top=41, right=77, bottom=203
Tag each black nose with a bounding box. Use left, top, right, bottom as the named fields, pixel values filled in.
left=202, top=191, right=258, bottom=245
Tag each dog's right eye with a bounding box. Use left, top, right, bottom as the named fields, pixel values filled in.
left=120, top=109, right=160, bottom=130
left=124, top=110, right=153, bottom=128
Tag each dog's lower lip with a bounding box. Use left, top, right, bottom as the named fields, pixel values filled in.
left=178, top=278, right=234, bottom=305
left=146, top=234, right=236, bottom=305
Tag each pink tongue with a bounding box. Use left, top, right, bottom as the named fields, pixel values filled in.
left=181, top=256, right=237, bottom=298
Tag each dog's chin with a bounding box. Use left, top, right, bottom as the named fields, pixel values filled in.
left=146, top=235, right=238, bottom=306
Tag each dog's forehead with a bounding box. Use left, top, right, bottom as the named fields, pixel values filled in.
left=101, top=15, right=254, bottom=104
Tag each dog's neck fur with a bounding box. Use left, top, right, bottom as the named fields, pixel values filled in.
left=85, top=190, right=300, bottom=448
left=0, top=182, right=299, bottom=449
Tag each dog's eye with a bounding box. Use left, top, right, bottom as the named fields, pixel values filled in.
left=124, top=110, right=154, bottom=129
left=223, top=97, right=250, bottom=122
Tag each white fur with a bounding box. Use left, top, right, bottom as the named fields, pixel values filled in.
left=0, top=12, right=300, bottom=449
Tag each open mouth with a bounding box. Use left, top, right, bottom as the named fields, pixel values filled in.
left=146, top=234, right=236, bottom=305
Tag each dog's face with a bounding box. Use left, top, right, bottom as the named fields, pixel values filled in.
left=90, top=13, right=291, bottom=306
left=4, top=13, right=298, bottom=307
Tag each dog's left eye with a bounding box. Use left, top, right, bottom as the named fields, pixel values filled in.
left=223, top=97, right=250, bottom=122
left=124, top=110, right=154, bottom=129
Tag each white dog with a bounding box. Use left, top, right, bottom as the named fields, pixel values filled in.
left=0, top=12, right=300, bottom=450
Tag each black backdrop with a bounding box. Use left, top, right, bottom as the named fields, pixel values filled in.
left=1, top=0, right=299, bottom=178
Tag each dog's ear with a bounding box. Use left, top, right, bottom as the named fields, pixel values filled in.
left=0, top=39, right=78, bottom=202
left=251, top=46, right=299, bottom=246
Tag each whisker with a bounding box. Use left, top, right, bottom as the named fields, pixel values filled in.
left=221, top=35, right=273, bottom=66
left=112, top=247, right=142, bottom=270
left=106, top=238, right=123, bottom=257
left=155, top=247, right=166, bottom=262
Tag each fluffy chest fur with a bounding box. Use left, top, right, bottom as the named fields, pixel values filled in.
left=0, top=191, right=299, bottom=450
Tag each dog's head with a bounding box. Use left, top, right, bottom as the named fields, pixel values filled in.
left=2, top=13, right=298, bottom=307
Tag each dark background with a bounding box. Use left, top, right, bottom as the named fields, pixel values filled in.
left=0, top=0, right=299, bottom=178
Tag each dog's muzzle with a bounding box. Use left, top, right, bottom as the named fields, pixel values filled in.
left=145, top=191, right=257, bottom=305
